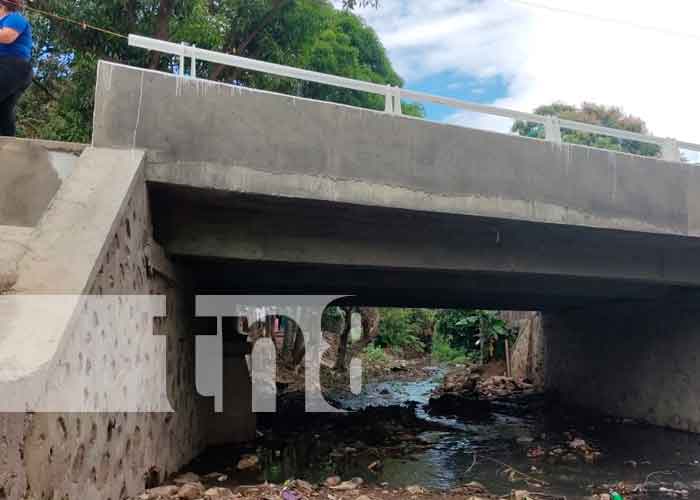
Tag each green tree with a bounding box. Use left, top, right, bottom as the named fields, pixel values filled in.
left=512, top=102, right=660, bottom=157
left=375, top=308, right=433, bottom=353
left=435, top=309, right=514, bottom=364
left=18, top=0, right=422, bottom=142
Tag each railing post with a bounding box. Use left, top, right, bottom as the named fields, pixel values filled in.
left=662, top=138, right=681, bottom=162
left=179, top=43, right=185, bottom=76
left=191, top=44, right=197, bottom=78
left=393, top=87, right=403, bottom=116
left=544, top=116, right=562, bottom=144
left=384, top=85, right=393, bottom=114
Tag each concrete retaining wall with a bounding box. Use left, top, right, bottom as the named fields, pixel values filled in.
left=543, top=296, right=700, bottom=432
left=0, top=148, right=209, bottom=500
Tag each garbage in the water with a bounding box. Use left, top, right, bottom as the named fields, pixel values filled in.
left=610, top=490, right=623, bottom=500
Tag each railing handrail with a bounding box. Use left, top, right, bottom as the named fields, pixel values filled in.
left=128, top=34, right=700, bottom=161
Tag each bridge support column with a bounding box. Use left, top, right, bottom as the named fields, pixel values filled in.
left=543, top=295, right=700, bottom=432
left=205, top=337, right=256, bottom=445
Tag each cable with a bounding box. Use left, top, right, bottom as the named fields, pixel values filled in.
left=3, top=0, right=128, bottom=40
left=507, top=0, right=700, bottom=42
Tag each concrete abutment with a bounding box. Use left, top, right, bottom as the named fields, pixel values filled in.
left=543, top=296, right=700, bottom=432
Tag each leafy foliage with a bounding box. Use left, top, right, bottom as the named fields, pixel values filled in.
left=432, top=333, right=472, bottom=364
left=322, top=306, right=344, bottom=333
left=363, top=343, right=387, bottom=363
left=512, top=102, right=660, bottom=157
left=435, top=309, right=515, bottom=363
left=18, top=0, right=422, bottom=141
left=374, top=308, right=434, bottom=353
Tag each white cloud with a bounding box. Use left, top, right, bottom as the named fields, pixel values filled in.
left=349, top=0, right=700, bottom=144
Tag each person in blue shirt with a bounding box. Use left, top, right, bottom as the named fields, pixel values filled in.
left=0, top=0, right=32, bottom=137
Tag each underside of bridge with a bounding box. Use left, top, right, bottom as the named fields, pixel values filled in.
left=149, top=183, right=697, bottom=311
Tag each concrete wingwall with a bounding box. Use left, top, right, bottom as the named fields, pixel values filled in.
left=0, top=148, right=212, bottom=500
left=543, top=296, right=700, bottom=432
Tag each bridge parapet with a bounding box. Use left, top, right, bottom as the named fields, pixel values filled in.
left=95, top=61, right=700, bottom=239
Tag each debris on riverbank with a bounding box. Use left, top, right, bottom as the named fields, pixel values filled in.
left=427, top=364, right=535, bottom=417
left=133, top=474, right=509, bottom=500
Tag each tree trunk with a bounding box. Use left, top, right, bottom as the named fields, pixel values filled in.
left=335, top=306, right=353, bottom=371
left=149, top=0, right=173, bottom=69
left=349, top=307, right=380, bottom=360
left=281, top=318, right=295, bottom=361
left=291, top=323, right=305, bottom=366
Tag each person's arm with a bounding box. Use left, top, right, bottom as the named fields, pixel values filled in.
left=0, top=28, right=20, bottom=44
left=0, top=13, right=26, bottom=44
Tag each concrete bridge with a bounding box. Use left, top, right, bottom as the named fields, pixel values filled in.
left=3, top=60, right=700, bottom=500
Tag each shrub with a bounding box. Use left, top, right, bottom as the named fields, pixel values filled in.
left=363, top=344, right=387, bottom=363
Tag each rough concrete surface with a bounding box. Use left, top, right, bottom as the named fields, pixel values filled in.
left=543, top=295, right=700, bottom=432
left=0, top=146, right=221, bottom=500
left=0, top=138, right=83, bottom=227
left=0, top=226, right=32, bottom=292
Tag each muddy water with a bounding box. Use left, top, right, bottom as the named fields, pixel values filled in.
left=189, top=370, right=700, bottom=499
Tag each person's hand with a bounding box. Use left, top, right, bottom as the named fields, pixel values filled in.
left=0, top=27, right=20, bottom=44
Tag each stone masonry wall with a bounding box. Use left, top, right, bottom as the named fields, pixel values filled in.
left=0, top=176, right=207, bottom=500
left=543, top=296, right=700, bottom=432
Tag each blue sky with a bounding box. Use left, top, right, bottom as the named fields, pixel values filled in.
left=345, top=0, right=700, bottom=150
left=407, top=72, right=509, bottom=122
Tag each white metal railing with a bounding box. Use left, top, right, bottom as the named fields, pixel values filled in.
left=128, top=34, right=700, bottom=162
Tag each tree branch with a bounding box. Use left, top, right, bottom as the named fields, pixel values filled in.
left=210, top=0, right=291, bottom=81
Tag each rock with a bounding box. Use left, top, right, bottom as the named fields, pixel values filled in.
left=291, top=479, right=314, bottom=492
left=325, top=476, right=342, bottom=487
left=177, top=483, right=205, bottom=499
left=331, top=478, right=363, bottom=490
left=204, top=487, right=235, bottom=499
left=512, top=490, right=532, bottom=500
left=568, top=438, right=588, bottom=450
left=145, top=485, right=179, bottom=498
left=368, top=460, right=383, bottom=472
left=406, top=485, right=427, bottom=495
left=236, top=454, right=259, bottom=470
left=173, top=472, right=201, bottom=485
left=203, top=472, right=227, bottom=481
left=356, top=496, right=373, bottom=500
left=462, top=481, right=488, bottom=494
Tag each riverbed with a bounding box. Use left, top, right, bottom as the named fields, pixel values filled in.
left=186, top=368, right=700, bottom=499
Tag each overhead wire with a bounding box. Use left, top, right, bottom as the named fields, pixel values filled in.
left=4, top=0, right=128, bottom=40
left=507, top=0, right=700, bottom=43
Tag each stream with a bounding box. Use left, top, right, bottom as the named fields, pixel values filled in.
left=188, top=368, right=700, bottom=499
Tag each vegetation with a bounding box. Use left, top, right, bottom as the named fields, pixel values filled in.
left=435, top=309, right=515, bottom=364
left=512, top=102, right=660, bottom=157
left=431, top=332, right=471, bottom=364
left=374, top=308, right=435, bottom=354
left=363, top=343, right=387, bottom=364
left=18, top=0, right=422, bottom=141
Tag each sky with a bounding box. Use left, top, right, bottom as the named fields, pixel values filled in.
left=339, top=0, right=700, bottom=150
